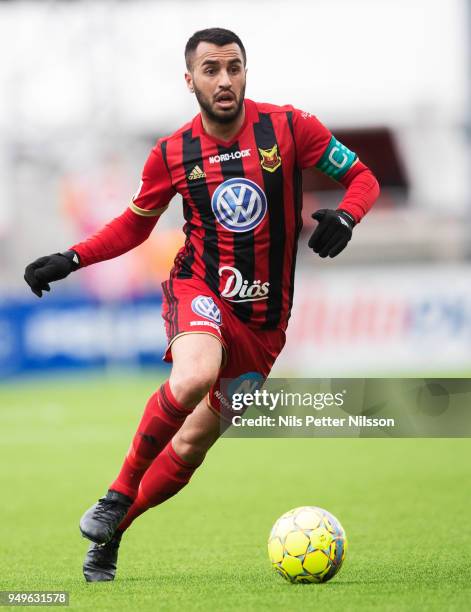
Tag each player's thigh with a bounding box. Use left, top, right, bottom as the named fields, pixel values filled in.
left=169, top=333, right=224, bottom=403
left=171, top=332, right=223, bottom=378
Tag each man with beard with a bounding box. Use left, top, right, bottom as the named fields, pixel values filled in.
left=24, top=28, right=380, bottom=582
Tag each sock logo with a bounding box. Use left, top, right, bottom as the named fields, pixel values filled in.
left=191, top=296, right=222, bottom=325
left=137, top=432, right=159, bottom=447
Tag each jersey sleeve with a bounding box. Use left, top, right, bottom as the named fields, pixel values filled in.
left=129, top=140, right=176, bottom=217
left=292, top=108, right=358, bottom=179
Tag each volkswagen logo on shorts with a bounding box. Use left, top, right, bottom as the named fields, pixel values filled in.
left=191, top=296, right=222, bottom=325
left=211, top=177, right=267, bottom=232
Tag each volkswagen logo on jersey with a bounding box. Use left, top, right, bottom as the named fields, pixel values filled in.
left=211, top=178, right=267, bottom=232
left=191, top=296, right=222, bottom=325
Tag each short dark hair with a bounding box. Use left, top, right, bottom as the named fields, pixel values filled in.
left=185, top=27, right=246, bottom=70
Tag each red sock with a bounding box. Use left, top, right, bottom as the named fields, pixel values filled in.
left=109, top=381, right=193, bottom=499
left=118, top=442, right=201, bottom=532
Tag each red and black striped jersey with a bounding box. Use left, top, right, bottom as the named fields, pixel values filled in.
left=130, top=99, right=359, bottom=330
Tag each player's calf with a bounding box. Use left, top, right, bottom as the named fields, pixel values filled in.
left=108, top=377, right=208, bottom=501
left=83, top=333, right=223, bottom=542
left=117, top=399, right=223, bottom=533
left=110, top=333, right=222, bottom=499
left=172, top=398, right=223, bottom=464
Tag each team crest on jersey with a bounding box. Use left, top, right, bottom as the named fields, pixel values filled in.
left=211, top=177, right=267, bottom=233
left=258, top=144, right=281, bottom=173
left=191, top=296, right=221, bottom=325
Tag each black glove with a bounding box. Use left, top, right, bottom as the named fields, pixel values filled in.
left=308, top=209, right=355, bottom=258
left=24, top=250, right=80, bottom=297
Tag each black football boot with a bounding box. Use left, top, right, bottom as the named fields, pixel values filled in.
left=79, top=490, right=132, bottom=544
left=83, top=531, right=122, bottom=582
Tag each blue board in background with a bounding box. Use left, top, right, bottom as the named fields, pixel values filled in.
left=0, top=293, right=167, bottom=380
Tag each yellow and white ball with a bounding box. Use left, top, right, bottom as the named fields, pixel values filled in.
left=268, top=506, right=347, bottom=583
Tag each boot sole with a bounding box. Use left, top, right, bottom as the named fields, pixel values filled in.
left=79, top=525, right=111, bottom=545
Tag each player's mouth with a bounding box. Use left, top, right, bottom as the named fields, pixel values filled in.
left=215, top=92, right=236, bottom=109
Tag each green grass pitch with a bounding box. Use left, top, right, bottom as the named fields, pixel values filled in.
left=1, top=373, right=470, bottom=611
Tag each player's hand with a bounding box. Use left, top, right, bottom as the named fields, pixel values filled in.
left=309, top=209, right=355, bottom=258
left=24, top=250, right=80, bottom=297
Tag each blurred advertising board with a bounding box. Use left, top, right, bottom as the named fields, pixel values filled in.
left=0, top=294, right=167, bottom=379
left=275, top=265, right=471, bottom=376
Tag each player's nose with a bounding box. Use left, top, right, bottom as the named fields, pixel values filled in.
left=217, top=69, right=232, bottom=88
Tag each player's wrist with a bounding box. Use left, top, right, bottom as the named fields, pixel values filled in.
left=60, top=249, right=81, bottom=271
left=337, top=209, right=356, bottom=227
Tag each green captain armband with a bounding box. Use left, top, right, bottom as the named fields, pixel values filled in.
left=315, top=135, right=357, bottom=180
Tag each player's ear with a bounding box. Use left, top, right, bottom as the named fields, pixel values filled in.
left=185, top=72, right=194, bottom=93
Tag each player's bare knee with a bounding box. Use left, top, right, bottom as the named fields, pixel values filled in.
left=170, top=370, right=218, bottom=408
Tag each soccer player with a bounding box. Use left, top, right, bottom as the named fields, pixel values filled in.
left=24, top=28, right=380, bottom=582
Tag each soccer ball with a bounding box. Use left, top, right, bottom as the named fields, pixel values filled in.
left=268, top=506, right=347, bottom=583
